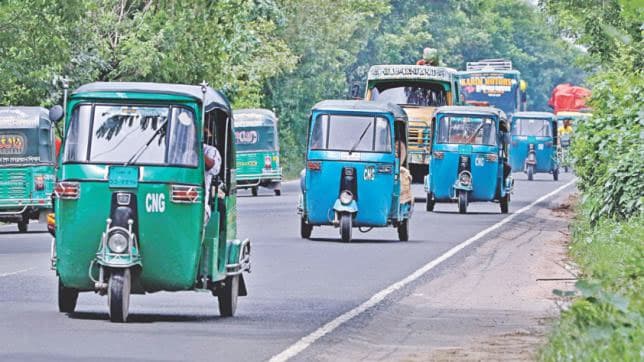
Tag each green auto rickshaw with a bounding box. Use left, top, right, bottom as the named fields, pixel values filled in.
left=0, top=107, right=56, bottom=232
left=233, top=109, right=282, bottom=196
left=50, top=82, right=251, bottom=322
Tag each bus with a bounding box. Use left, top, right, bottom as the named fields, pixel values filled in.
left=365, top=64, right=459, bottom=180
left=457, top=59, right=526, bottom=117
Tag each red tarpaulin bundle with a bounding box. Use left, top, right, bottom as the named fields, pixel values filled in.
left=548, top=83, right=592, bottom=113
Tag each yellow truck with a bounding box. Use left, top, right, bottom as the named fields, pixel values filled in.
left=365, top=64, right=459, bottom=181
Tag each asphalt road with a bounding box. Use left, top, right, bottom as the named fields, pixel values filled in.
left=0, top=171, right=575, bottom=361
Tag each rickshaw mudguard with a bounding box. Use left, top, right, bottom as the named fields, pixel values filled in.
left=333, top=199, right=358, bottom=214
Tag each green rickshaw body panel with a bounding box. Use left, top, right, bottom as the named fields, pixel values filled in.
left=56, top=164, right=204, bottom=291
left=236, top=150, right=281, bottom=182
left=0, top=165, right=54, bottom=209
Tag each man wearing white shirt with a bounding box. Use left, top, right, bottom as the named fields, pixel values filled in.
left=204, top=134, right=222, bottom=222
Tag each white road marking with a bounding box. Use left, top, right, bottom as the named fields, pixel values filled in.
left=269, top=178, right=577, bottom=362
left=0, top=267, right=35, bottom=278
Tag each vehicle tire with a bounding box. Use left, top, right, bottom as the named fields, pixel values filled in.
left=553, top=168, right=559, bottom=181
left=58, top=279, right=78, bottom=313
left=426, top=192, right=435, bottom=212
left=274, top=189, right=281, bottom=196
left=527, top=165, right=534, bottom=181
left=218, top=275, right=239, bottom=317
left=300, top=217, right=312, bottom=239
left=108, top=268, right=131, bottom=323
left=458, top=191, right=468, bottom=214
left=500, top=193, right=509, bottom=214
left=251, top=187, right=258, bottom=197
left=397, top=220, right=409, bottom=241
left=17, top=220, right=28, bottom=233
left=564, top=165, right=569, bottom=173
left=340, top=213, right=352, bottom=243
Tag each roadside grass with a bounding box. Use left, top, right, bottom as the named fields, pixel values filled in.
left=540, top=214, right=643, bottom=361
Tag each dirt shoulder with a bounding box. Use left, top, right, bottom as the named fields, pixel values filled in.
left=306, top=193, right=577, bottom=362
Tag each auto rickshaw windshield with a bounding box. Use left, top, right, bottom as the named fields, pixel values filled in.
left=436, top=116, right=496, bottom=146
left=64, top=104, right=199, bottom=166
left=310, top=114, right=392, bottom=153
left=512, top=118, right=552, bottom=137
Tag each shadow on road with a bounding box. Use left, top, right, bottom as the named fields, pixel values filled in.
left=67, top=311, right=228, bottom=323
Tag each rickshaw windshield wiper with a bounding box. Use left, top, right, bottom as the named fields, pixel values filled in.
left=124, top=120, right=168, bottom=166
left=349, top=122, right=373, bottom=154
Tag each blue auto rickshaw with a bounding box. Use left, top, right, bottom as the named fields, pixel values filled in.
left=510, top=111, right=559, bottom=181
left=424, top=106, right=513, bottom=214
left=298, top=100, right=413, bottom=242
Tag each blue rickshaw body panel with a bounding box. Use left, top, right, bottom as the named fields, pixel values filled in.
left=510, top=135, right=555, bottom=173
left=305, top=151, right=396, bottom=227
left=430, top=144, right=500, bottom=202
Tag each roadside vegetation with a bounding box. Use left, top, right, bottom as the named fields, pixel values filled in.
left=539, top=1, right=643, bottom=360
left=0, top=0, right=584, bottom=177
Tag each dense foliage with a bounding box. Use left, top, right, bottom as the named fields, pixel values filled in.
left=0, top=0, right=585, bottom=175
left=539, top=1, right=642, bottom=360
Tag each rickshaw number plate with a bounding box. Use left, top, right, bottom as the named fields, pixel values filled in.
left=340, top=152, right=360, bottom=161
left=108, top=166, right=139, bottom=188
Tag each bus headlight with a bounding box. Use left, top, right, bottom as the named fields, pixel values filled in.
left=108, top=233, right=128, bottom=254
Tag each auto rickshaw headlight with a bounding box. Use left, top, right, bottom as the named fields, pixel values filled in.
left=340, top=190, right=353, bottom=205
left=108, top=233, right=128, bottom=254
left=459, top=172, right=472, bottom=186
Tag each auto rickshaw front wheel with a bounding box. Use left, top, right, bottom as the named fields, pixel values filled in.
left=553, top=168, right=559, bottom=181
left=18, top=215, right=28, bottom=233
left=251, top=187, right=258, bottom=197
left=340, top=213, right=352, bottom=243
left=218, top=275, right=239, bottom=317
left=58, top=279, right=78, bottom=313
left=527, top=165, right=534, bottom=181
left=458, top=191, right=468, bottom=214
left=108, top=268, right=131, bottom=323
left=397, top=220, right=409, bottom=241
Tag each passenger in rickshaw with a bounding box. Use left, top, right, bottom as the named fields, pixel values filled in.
left=397, top=140, right=413, bottom=204
left=203, top=122, right=222, bottom=221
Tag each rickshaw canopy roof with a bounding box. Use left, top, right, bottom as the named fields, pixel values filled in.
left=312, top=100, right=407, bottom=120
left=512, top=111, right=556, bottom=121
left=233, top=108, right=278, bottom=127
left=434, top=105, right=508, bottom=132
left=0, top=106, right=50, bottom=128
left=72, top=82, right=231, bottom=113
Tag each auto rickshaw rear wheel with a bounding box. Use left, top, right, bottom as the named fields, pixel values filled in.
left=58, top=279, right=78, bottom=313
left=553, top=168, right=559, bottom=181
left=218, top=275, right=239, bottom=317
left=274, top=189, right=281, bottom=196
left=458, top=191, right=468, bottom=214
left=500, top=194, right=509, bottom=214
left=340, top=213, right=352, bottom=243
left=300, top=217, right=312, bottom=239
left=17, top=221, right=28, bottom=233
left=251, top=187, right=258, bottom=197
left=527, top=165, right=534, bottom=181
left=108, top=268, right=131, bottom=323
left=426, top=192, right=435, bottom=212
left=397, top=220, right=409, bottom=241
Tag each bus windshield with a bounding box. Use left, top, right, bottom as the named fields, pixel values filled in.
left=369, top=81, right=448, bottom=107
left=512, top=118, right=552, bottom=137
left=436, top=116, right=497, bottom=146
left=235, top=126, right=276, bottom=152
left=459, top=74, right=518, bottom=115
left=310, top=114, right=391, bottom=153
left=64, top=104, right=198, bottom=166
left=0, top=128, right=52, bottom=165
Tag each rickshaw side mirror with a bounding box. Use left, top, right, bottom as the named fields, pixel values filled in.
left=49, top=105, right=64, bottom=123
